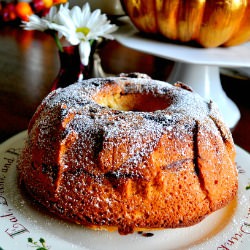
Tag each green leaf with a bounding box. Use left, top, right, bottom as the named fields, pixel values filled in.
left=27, top=237, right=33, bottom=243
left=27, top=237, right=49, bottom=249
left=39, top=238, right=45, bottom=244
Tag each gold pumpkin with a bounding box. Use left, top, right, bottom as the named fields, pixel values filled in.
left=121, top=0, right=250, bottom=47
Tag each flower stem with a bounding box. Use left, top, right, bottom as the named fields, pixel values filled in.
left=89, top=39, right=94, bottom=46
left=45, top=29, right=64, bottom=52
left=54, top=34, right=64, bottom=52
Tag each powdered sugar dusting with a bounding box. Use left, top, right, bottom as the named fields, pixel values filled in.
left=24, top=75, right=234, bottom=184
left=18, top=75, right=236, bottom=234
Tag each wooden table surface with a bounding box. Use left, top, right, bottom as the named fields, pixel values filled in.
left=0, top=24, right=249, bottom=153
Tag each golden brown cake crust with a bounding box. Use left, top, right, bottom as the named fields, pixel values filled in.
left=18, top=75, right=238, bottom=235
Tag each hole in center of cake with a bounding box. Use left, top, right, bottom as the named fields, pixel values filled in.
left=93, top=86, right=170, bottom=112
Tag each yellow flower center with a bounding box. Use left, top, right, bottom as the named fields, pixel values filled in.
left=76, top=27, right=90, bottom=36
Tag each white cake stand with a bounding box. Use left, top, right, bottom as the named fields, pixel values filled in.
left=114, top=18, right=250, bottom=129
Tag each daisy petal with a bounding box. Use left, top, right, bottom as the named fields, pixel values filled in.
left=79, top=41, right=91, bottom=66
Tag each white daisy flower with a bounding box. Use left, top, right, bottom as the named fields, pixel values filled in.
left=21, top=4, right=69, bottom=52
left=55, top=3, right=118, bottom=65
left=21, top=6, right=59, bottom=31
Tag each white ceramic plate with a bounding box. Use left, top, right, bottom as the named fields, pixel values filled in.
left=0, top=131, right=249, bottom=250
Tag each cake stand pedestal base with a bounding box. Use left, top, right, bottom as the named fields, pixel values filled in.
left=168, top=62, right=240, bottom=129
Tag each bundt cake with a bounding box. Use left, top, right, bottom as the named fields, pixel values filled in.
left=18, top=73, right=238, bottom=235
